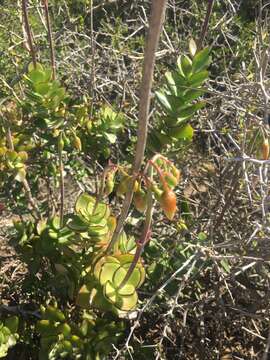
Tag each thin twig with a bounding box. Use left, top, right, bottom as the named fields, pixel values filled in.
left=42, top=0, right=56, bottom=79
left=197, top=0, right=214, bottom=51
left=58, top=134, right=65, bottom=227
left=21, top=0, right=37, bottom=66
left=262, top=323, right=270, bottom=360
left=118, top=166, right=154, bottom=289
left=106, top=0, right=168, bottom=253
left=89, top=0, right=95, bottom=117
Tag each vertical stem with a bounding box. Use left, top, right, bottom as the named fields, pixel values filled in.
left=118, top=167, right=154, bottom=290
left=22, top=0, right=37, bottom=66
left=106, top=0, right=167, bottom=254
left=6, top=127, right=14, bottom=151
left=197, top=0, right=214, bottom=51
left=58, top=134, right=64, bottom=227
left=22, top=179, right=41, bottom=220
left=42, top=0, right=56, bottom=80
left=89, top=0, right=95, bottom=117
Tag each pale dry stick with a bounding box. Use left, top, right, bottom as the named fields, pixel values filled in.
left=227, top=132, right=253, bottom=204
left=0, top=77, right=21, bottom=103
left=156, top=259, right=198, bottom=356
left=262, top=324, right=270, bottom=360
left=36, top=2, right=47, bottom=30
left=212, top=161, right=241, bottom=230
left=121, top=253, right=200, bottom=358
left=106, top=0, right=168, bottom=254
left=245, top=224, right=261, bottom=245
left=242, top=155, right=253, bottom=204
left=21, top=0, right=37, bottom=67
left=124, top=25, right=144, bottom=43
left=259, top=165, right=267, bottom=220
left=242, top=120, right=254, bottom=204
left=242, top=326, right=266, bottom=341
left=257, top=2, right=270, bottom=226
left=42, top=0, right=56, bottom=80
left=225, top=156, right=270, bottom=165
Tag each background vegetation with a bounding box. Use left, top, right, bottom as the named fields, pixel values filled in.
left=1, top=0, right=270, bottom=359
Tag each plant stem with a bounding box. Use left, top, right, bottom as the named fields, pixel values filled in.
left=197, top=0, right=214, bottom=51
left=22, top=0, right=37, bottom=67
left=21, top=179, right=41, bottom=220
left=42, top=0, right=56, bottom=80
left=106, top=0, right=167, bottom=254
left=118, top=167, right=153, bottom=290
left=89, top=0, right=95, bottom=117
left=149, top=159, right=169, bottom=191
left=58, top=134, right=65, bottom=227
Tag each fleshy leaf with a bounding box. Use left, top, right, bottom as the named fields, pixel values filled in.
left=192, top=47, right=211, bottom=73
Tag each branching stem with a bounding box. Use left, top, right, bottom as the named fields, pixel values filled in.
left=118, top=167, right=154, bottom=290
left=106, top=0, right=167, bottom=254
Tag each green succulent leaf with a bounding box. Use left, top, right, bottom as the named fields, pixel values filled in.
left=177, top=55, right=193, bottom=78
left=67, top=215, right=89, bottom=232
left=165, top=71, right=177, bottom=96
left=4, top=317, right=18, bottom=334
left=155, top=90, right=173, bottom=113
left=168, top=124, right=194, bottom=140
left=192, top=47, right=211, bottom=73
left=28, top=69, right=46, bottom=84
left=99, top=262, right=121, bottom=285
left=173, top=101, right=205, bottom=121
left=188, top=70, right=209, bottom=87
left=183, top=88, right=205, bottom=102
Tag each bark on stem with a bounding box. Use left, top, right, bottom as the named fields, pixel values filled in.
left=43, top=0, right=56, bottom=80
left=118, top=167, right=154, bottom=290
left=58, top=135, right=65, bottom=227
left=22, top=0, right=37, bottom=67
left=106, top=0, right=167, bottom=254
left=197, top=0, right=214, bottom=51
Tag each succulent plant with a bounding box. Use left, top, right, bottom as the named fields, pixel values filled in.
left=0, top=317, right=19, bottom=358
left=78, top=253, right=145, bottom=313
left=37, top=305, right=124, bottom=360
left=67, top=193, right=111, bottom=244
left=149, top=45, right=211, bottom=151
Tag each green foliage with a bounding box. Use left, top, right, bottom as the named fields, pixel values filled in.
left=149, top=43, right=211, bottom=152
left=23, top=63, right=67, bottom=129
left=78, top=253, right=145, bottom=314
left=12, top=217, right=81, bottom=298
left=68, top=193, right=111, bottom=243
left=0, top=62, right=126, bottom=214
left=0, top=2, right=207, bottom=358
left=0, top=317, right=19, bottom=358
left=81, top=104, right=125, bottom=159
left=37, top=304, right=124, bottom=360
left=66, top=192, right=146, bottom=313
